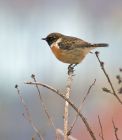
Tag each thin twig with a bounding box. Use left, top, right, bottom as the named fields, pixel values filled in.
left=116, top=69, right=122, bottom=94
left=31, top=74, right=56, bottom=131
left=95, top=51, right=122, bottom=104
left=82, top=79, right=96, bottom=103
left=68, top=79, right=96, bottom=135
left=112, top=119, right=120, bottom=140
left=15, top=85, right=44, bottom=140
left=98, top=115, right=104, bottom=140
left=25, top=81, right=58, bottom=92
left=25, top=81, right=97, bottom=140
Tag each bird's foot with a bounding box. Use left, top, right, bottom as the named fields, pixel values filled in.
left=68, top=64, right=78, bottom=75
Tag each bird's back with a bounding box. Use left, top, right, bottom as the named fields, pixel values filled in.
left=59, top=35, right=90, bottom=50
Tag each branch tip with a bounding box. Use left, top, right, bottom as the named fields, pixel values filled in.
left=31, top=74, right=35, bottom=79
left=95, top=51, right=100, bottom=55
left=15, top=84, right=18, bottom=88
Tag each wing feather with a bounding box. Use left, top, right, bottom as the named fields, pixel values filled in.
left=58, top=36, right=90, bottom=50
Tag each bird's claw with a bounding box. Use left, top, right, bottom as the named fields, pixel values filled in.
left=68, top=64, right=77, bottom=75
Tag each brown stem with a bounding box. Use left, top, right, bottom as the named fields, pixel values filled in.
left=95, top=51, right=122, bottom=104
left=25, top=81, right=97, bottom=140
left=68, top=79, right=96, bottom=135
left=15, top=85, right=44, bottom=140
left=98, top=115, right=104, bottom=140
left=112, top=119, right=120, bottom=140
left=31, top=74, right=56, bottom=131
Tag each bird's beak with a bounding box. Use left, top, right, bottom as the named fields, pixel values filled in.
left=42, top=38, right=47, bottom=40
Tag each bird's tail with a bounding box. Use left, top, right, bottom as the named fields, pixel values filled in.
left=92, top=43, right=108, bottom=47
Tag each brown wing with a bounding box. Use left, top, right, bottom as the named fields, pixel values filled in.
left=58, top=35, right=91, bottom=50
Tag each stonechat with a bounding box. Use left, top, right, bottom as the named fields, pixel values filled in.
left=42, top=32, right=108, bottom=66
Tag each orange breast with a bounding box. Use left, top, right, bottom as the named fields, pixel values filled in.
left=51, top=45, right=62, bottom=60
left=51, top=45, right=86, bottom=64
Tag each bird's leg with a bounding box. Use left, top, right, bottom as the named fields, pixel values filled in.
left=72, top=63, right=78, bottom=68
left=68, top=64, right=74, bottom=75
left=68, top=64, right=78, bottom=75
left=68, top=64, right=73, bottom=69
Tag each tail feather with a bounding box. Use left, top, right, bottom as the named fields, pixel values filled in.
left=92, top=43, right=108, bottom=47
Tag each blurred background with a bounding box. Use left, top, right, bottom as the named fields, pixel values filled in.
left=0, top=0, right=122, bottom=139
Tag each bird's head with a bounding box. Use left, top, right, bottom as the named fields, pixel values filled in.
left=42, top=32, right=62, bottom=46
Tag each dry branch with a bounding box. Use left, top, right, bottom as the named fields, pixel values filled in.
left=95, top=51, right=122, bottom=104
left=82, top=79, right=96, bottom=103
left=15, top=85, right=44, bottom=140
left=68, top=79, right=96, bottom=135
left=112, top=119, right=120, bottom=140
left=31, top=74, right=56, bottom=131
left=25, top=81, right=97, bottom=140
left=98, top=115, right=104, bottom=140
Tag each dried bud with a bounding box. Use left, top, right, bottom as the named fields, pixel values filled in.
left=102, top=87, right=111, bottom=93
left=15, top=84, right=18, bottom=88
left=115, top=127, right=118, bottom=132
left=32, top=136, right=35, bottom=140
left=118, top=87, right=122, bottom=94
left=31, top=74, right=35, bottom=78
left=120, top=68, right=122, bottom=72
left=101, top=61, right=104, bottom=67
left=116, top=75, right=120, bottom=79
left=116, top=75, right=121, bottom=84
left=95, top=51, right=99, bottom=55
left=67, top=130, right=71, bottom=136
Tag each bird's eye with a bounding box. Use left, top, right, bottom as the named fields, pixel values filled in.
left=50, top=37, right=53, bottom=40
left=49, top=36, right=52, bottom=39
left=50, top=36, right=55, bottom=40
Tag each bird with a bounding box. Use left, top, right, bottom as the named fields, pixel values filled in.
left=42, top=32, right=108, bottom=68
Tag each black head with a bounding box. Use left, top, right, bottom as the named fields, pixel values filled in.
left=42, top=32, right=63, bottom=46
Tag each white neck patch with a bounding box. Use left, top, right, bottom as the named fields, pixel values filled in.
left=51, top=38, right=62, bottom=48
